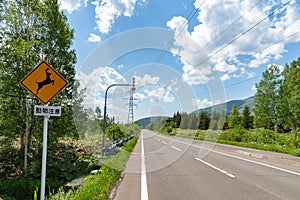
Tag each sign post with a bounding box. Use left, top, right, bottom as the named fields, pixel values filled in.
left=41, top=114, right=48, bottom=200
left=20, top=61, right=67, bottom=200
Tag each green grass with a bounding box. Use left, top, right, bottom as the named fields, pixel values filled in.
left=216, top=140, right=300, bottom=156
left=165, top=128, right=300, bottom=157
left=50, top=136, right=139, bottom=200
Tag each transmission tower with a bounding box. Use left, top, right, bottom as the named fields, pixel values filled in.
left=127, top=77, right=138, bottom=124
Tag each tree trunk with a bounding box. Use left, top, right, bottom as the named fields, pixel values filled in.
left=24, top=101, right=30, bottom=176
left=35, top=139, right=39, bottom=156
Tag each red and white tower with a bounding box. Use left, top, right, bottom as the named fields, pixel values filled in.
left=127, top=77, right=137, bottom=123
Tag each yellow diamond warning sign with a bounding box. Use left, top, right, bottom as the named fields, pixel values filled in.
left=20, top=61, right=68, bottom=105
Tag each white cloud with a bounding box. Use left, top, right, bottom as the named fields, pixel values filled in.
left=76, top=67, right=127, bottom=107
left=240, top=67, right=255, bottom=78
left=133, top=92, right=146, bottom=100
left=142, top=85, right=176, bottom=103
left=163, top=90, right=175, bottom=103
left=144, top=87, right=165, bottom=103
left=59, top=0, right=88, bottom=13
left=192, top=98, right=212, bottom=109
left=135, top=74, right=160, bottom=86
left=166, top=18, right=212, bottom=85
left=251, top=84, right=257, bottom=91
left=87, top=33, right=101, bottom=42
left=181, top=61, right=211, bottom=85
left=233, top=67, right=256, bottom=79
left=117, top=64, right=124, bottom=70
left=213, top=60, right=238, bottom=73
left=220, top=73, right=230, bottom=81
left=186, top=0, right=300, bottom=75
left=249, top=43, right=285, bottom=68
left=166, top=16, right=189, bottom=36
left=92, top=0, right=144, bottom=34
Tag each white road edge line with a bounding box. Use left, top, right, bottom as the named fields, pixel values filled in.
left=195, top=157, right=235, bottom=178
left=141, top=134, right=149, bottom=200
left=157, top=134, right=300, bottom=177
left=171, top=145, right=182, bottom=152
left=207, top=148, right=300, bottom=177
left=162, top=141, right=167, bottom=145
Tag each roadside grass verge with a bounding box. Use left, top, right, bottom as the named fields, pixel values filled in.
left=50, top=136, right=139, bottom=200
left=216, top=139, right=300, bottom=157
left=167, top=128, right=300, bottom=157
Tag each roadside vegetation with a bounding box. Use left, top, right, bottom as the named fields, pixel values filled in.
left=48, top=136, right=138, bottom=200
left=148, top=58, right=300, bottom=156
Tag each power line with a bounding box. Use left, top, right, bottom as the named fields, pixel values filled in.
left=192, top=0, right=293, bottom=70
left=136, top=29, right=299, bottom=105
left=114, top=1, right=295, bottom=116
left=231, top=30, right=300, bottom=66
left=149, top=0, right=279, bottom=92
left=196, top=75, right=261, bottom=98
left=192, top=30, right=300, bottom=98
left=203, top=0, right=264, bottom=49
left=153, top=0, right=206, bottom=64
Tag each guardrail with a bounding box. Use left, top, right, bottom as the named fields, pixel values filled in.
left=102, top=134, right=136, bottom=156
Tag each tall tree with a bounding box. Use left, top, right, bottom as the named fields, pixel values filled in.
left=173, top=112, right=181, bottom=128
left=228, top=105, right=240, bottom=129
left=0, top=0, right=77, bottom=174
left=180, top=112, right=189, bottom=129
left=277, top=58, right=300, bottom=132
left=254, top=64, right=282, bottom=132
left=198, top=112, right=210, bottom=130
left=286, top=59, right=300, bottom=131
left=209, top=110, right=220, bottom=130
left=241, top=105, right=253, bottom=130
left=188, top=113, right=198, bottom=130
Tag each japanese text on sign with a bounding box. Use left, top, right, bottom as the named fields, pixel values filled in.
left=34, top=105, right=61, bottom=117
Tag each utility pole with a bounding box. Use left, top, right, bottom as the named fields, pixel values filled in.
left=102, top=83, right=130, bottom=157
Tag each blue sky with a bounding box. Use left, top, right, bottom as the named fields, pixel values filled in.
left=59, top=0, right=300, bottom=122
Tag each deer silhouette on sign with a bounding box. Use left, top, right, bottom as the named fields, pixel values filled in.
left=36, top=68, right=54, bottom=94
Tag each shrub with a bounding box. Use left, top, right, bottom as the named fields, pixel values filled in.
left=227, top=126, right=245, bottom=142
left=257, top=128, right=276, bottom=144
left=106, top=124, right=125, bottom=141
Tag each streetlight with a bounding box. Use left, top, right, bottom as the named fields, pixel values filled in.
left=102, top=83, right=131, bottom=157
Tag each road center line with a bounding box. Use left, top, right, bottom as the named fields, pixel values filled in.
left=171, top=145, right=182, bottom=152
left=195, top=157, right=235, bottom=178
left=162, top=141, right=167, bottom=145
left=141, top=134, right=149, bottom=200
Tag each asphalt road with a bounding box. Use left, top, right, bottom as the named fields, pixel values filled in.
left=112, top=129, right=300, bottom=200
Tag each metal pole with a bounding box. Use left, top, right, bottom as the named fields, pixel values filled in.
left=40, top=115, right=48, bottom=200
left=102, top=84, right=130, bottom=157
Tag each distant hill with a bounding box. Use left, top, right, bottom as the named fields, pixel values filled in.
left=191, top=96, right=254, bottom=116
left=137, top=116, right=169, bottom=128
left=136, top=96, right=254, bottom=127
